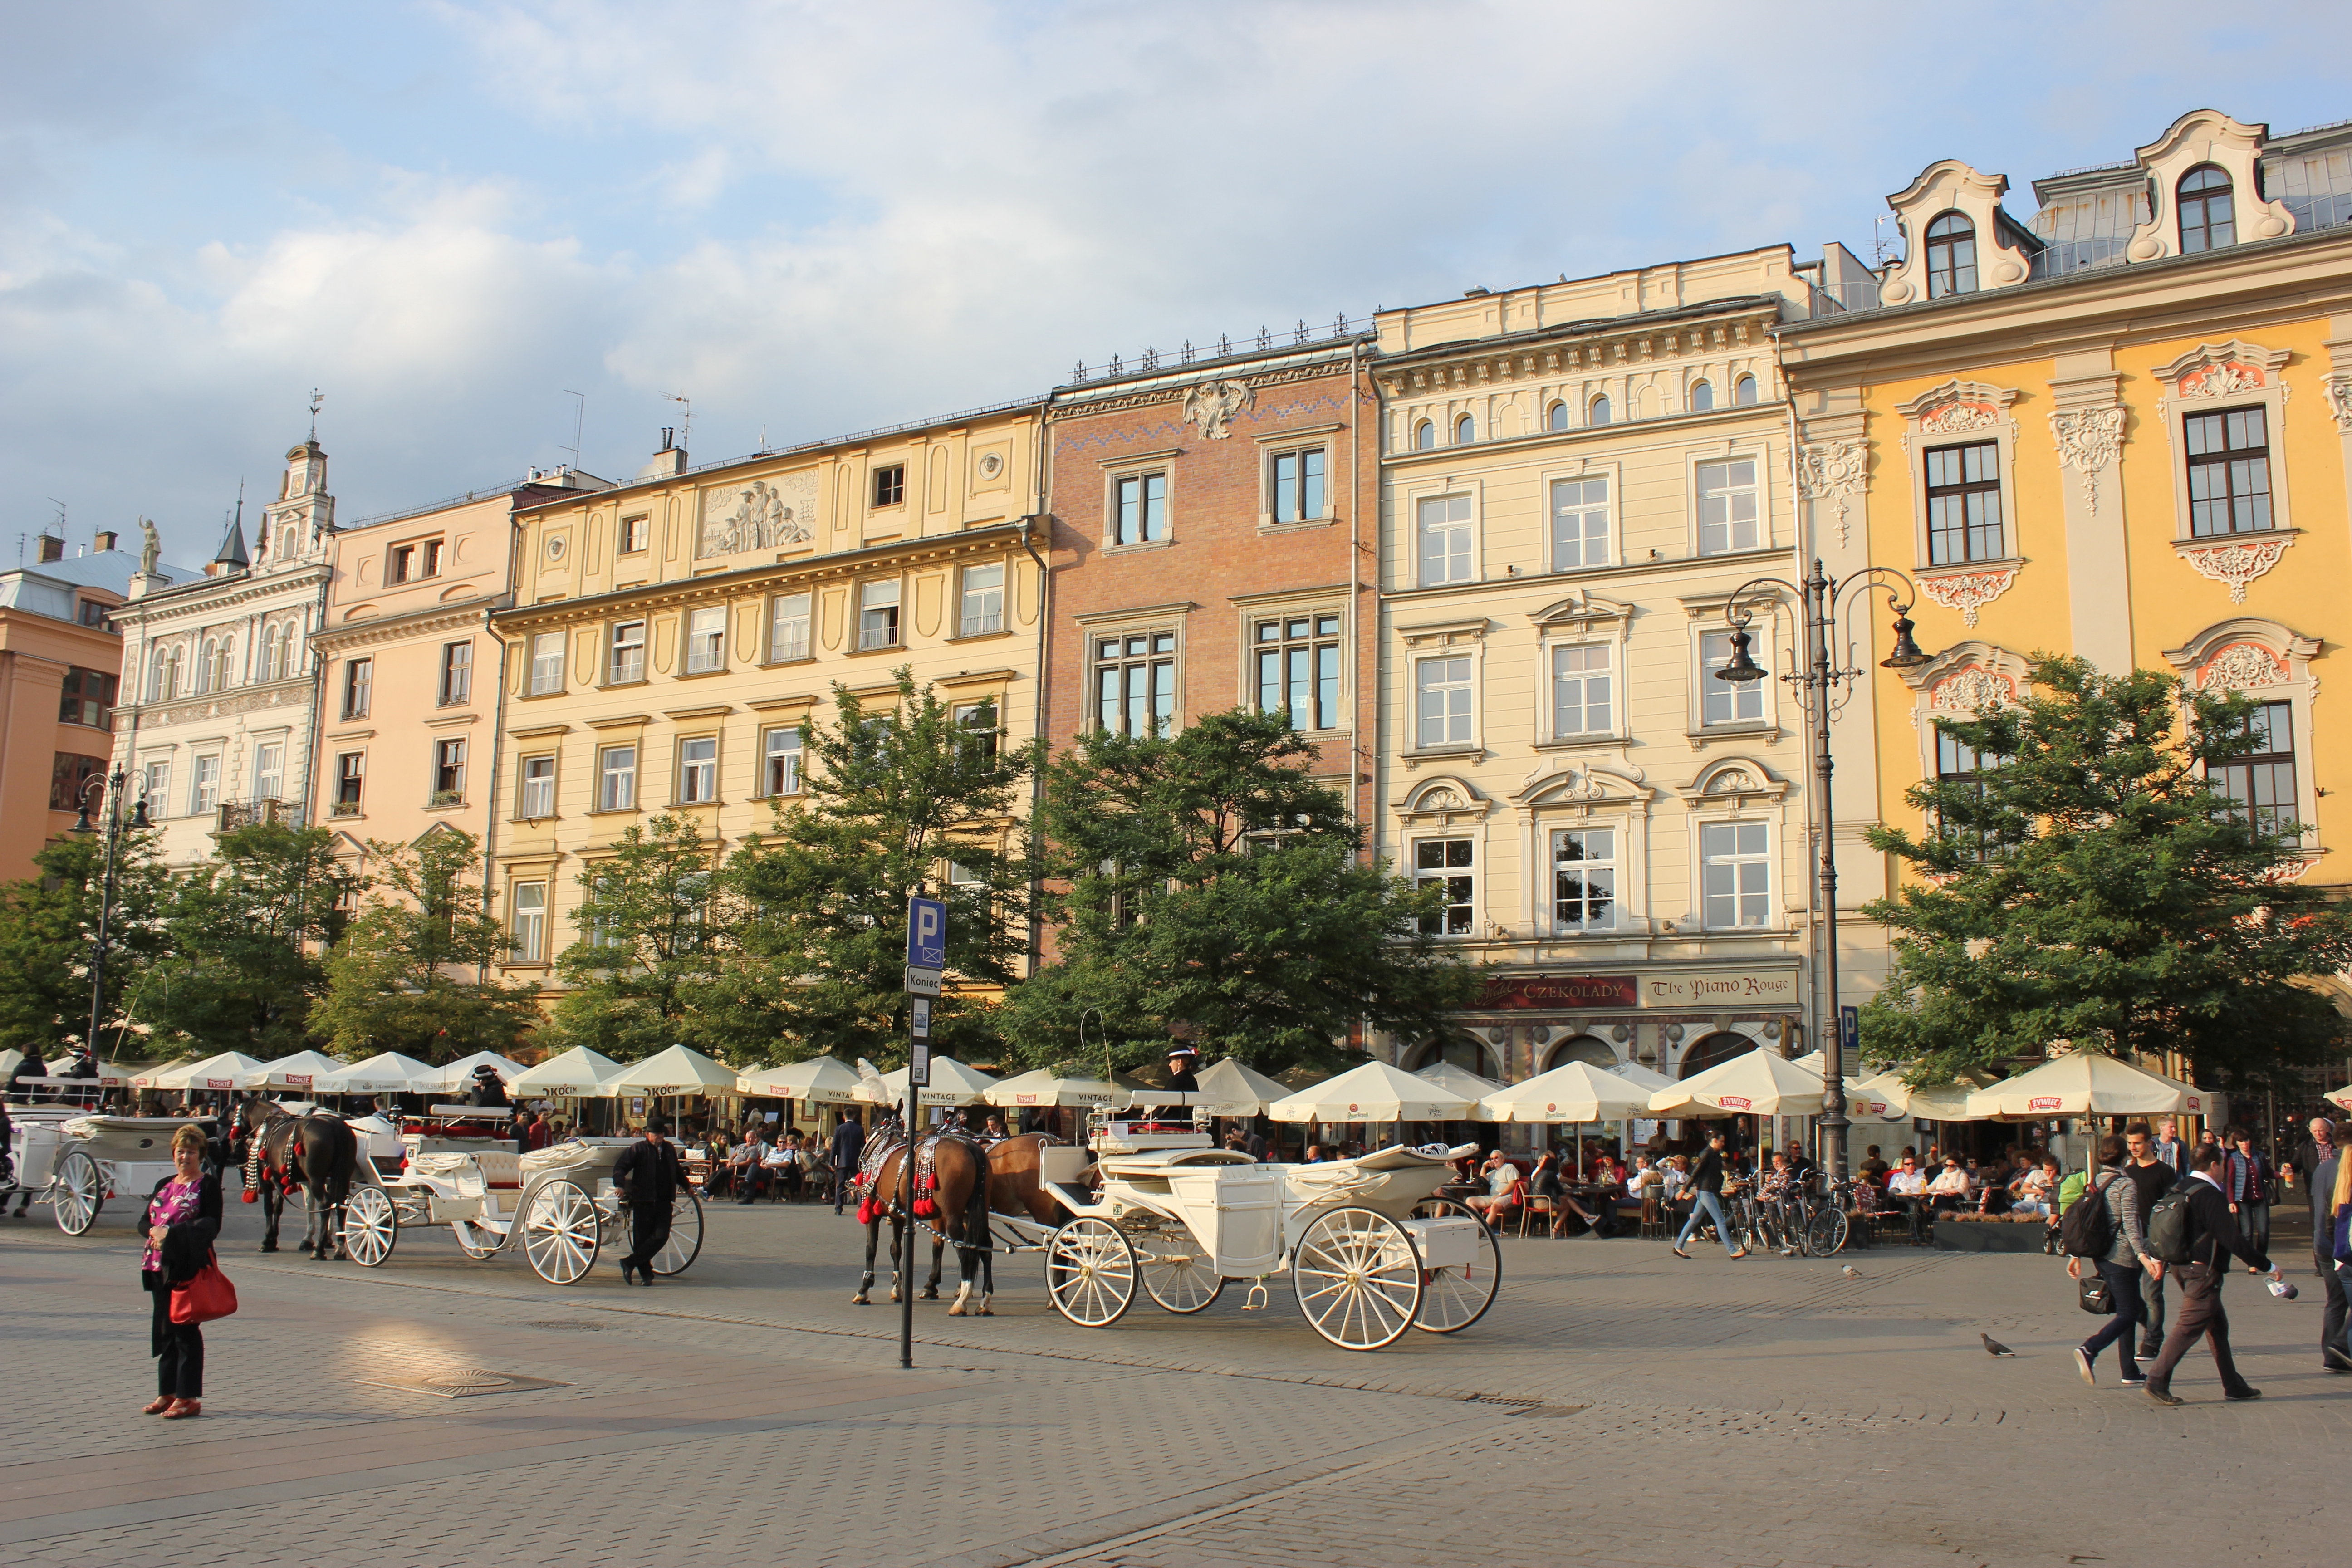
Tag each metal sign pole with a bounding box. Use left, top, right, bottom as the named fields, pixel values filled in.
left=900, top=892, right=946, bottom=1371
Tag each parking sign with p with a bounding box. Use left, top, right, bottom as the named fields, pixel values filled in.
left=906, top=896, right=946, bottom=971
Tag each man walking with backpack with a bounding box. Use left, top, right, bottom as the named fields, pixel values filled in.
left=2141, top=1142, right=2286, bottom=1406
left=2121, top=1122, right=2177, bottom=1362
left=2065, top=1135, right=2161, bottom=1387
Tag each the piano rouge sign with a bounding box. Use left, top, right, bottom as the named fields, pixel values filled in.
left=1480, top=975, right=1640, bottom=1010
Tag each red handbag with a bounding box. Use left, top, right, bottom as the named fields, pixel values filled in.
left=169, top=1253, right=239, bottom=1325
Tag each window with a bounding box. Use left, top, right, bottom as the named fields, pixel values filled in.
left=953, top=701, right=1001, bottom=766
left=1414, top=420, right=1436, bottom=450
left=519, top=754, right=555, bottom=818
left=1551, top=643, right=1612, bottom=736
left=1924, top=211, right=1978, bottom=298
left=1269, top=447, right=1327, bottom=523
left=947, top=858, right=986, bottom=897
left=510, top=882, right=547, bottom=964
left=1689, top=380, right=1714, bottom=413
left=959, top=563, right=1005, bottom=637
left=190, top=755, right=221, bottom=816
left=1551, top=827, right=1617, bottom=932
left=529, top=631, right=565, bottom=695
left=1696, top=458, right=1760, bottom=554
left=279, top=526, right=297, bottom=559
left=1700, top=820, right=1771, bottom=929
left=1414, top=656, right=1474, bottom=749
left=48, top=754, right=103, bottom=813
left=390, top=539, right=442, bottom=583
left=608, top=620, right=646, bottom=684
left=1113, top=472, right=1168, bottom=545
left=1414, top=839, right=1475, bottom=935
left=253, top=742, right=284, bottom=803
left=598, top=745, right=637, bottom=811
left=619, top=514, right=650, bottom=554
left=1547, top=401, right=1570, bottom=431
left=1254, top=614, right=1343, bottom=732
left=769, top=593, right=811, bottom=661
left=342, top=657, right=372, bottom=718
left=762, top=725, right=804, bottom=796
left=583, top=867, right=620, bottom=950
left=432, top=739, right=466, bottom=802
left=871, top=465, right=906, bottom=508
left=142, top=761, right=171, bottom=817
left=1734, top=375, right=1758, bottom=406
left=1700, top=631, right=1765, bottom=726
left=58, top=667, right=115, bottom=729
left=677, top=736, right=718, bottom=803
left=260, top=624, right=284, bottom=681
left=439, top=640, right=473, bottom=705
left=2185, top=407, right=2272, bottom=536
left=1924, top=441, right=2004, bottom=563
left=1588, top=394, right=1612, bottom=426
left=78, top=598, right=107, bottom=628
left=2210, top=701, right=2296, bottom=839
left=2178, top=164, right=2235, bottom=253
left=1094, top=631, right=1177, bottom=736
left=858, top=579, right=901, bottom=650
left=1416, top=493, right=1473, bottom=586
left=685, top=606, right=726, bottom=674
left=151, top=646, right=181, bottom=702
left=1935, top=730, right=2008, bottom=858
left=1454, top=413, right=1475, bottom=444
left=333, top=752, right=364, bottom=815
left=196, top=638, right=228, bottom=694
left=1550, top=475, right=1610, bottom=570
left=390, top=544, right=413, bottom=583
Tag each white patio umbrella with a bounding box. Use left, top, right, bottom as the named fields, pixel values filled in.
left=427, top=1050, right=529, bottom=1096
left=1648, top=1048, right=1828, bottom=1118
left=318, top=1052, right=437, bottom=1096
left=1609, top=1060, right=1674, bottom=1093
left=150, top=1051, right=269, bottom=1092
left=1267, top=1060, right=1476, bottom=1124
left=129, top=1056, right=196, bottom=1090
left=983, top=1068, right=1124, bottom=1109
left=737, top=1056, right=867, bottom=1104
left=607, top=1045, right=739, bottom=1097
left=255, top=1050, right=347, bottom=1092
left=1416, top=1059, right=1505, bottom=1101
left=2326, top=1083, right=2352, bottom=1110
left=511, top=1046, right=624, bottom=1099
left=1962, top=1052, right=2211, bottom=1121
left=1191, top=1057, right=1293, bottom=1117
left=1480, top=1060, right=1653, bottom=1124
left=862, top=1057, right=1000, bottom=1108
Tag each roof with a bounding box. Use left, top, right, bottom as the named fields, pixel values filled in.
left=1, top=549, right=202, bottom=598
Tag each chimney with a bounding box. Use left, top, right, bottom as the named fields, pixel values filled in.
left=37, top=532, right=64, bottom=563
left=93, top=529, right=118, bottom=554
left=660, top=427, right=676, bottom=451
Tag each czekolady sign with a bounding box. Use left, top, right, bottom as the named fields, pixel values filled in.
left=1480, top=975, right=1639, bottom=1010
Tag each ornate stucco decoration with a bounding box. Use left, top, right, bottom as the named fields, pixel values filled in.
left=1918, top=567, right=2017, bottom=628
left=1181, top=379, right=1255, bottom=440
left=2195, top=641, right=2290, bottom=693
left=2323, top=374, right=2352, bottom=433
left=1796, top=441, right=1867, bottom=547
left=1876, top=159, right=2037, bottom=306
left=1929, top=665, right=2020, bottom=717
left=1671, top=758, right=1788, bottom=813
left=2126, top=110, right=2294, bottom=263
left=698, top=472, right=816, bottom=559
left=2153, top=340, right=2293, bottom=421
left=2048, top=406, right=2126, bottom=514
left=1896, top=379, right=2021, bottom=461
left=2178, top=535, right=2292, bottom=604
left=1392, top=775, right=1491, bottom=826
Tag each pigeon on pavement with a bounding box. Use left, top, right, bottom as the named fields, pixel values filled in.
left=1841, top=1265, right=1861, bottom=1279
left=1982, top=1333, right=2015, bottom=1357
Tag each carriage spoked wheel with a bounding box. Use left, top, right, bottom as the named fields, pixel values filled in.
left=343, top=1184, right=398, bottom=1267
left=1136, top=1231, right=1224, bottom=1314
left=649, top=1188, right=703, bottom=1277
left=1292, top=1206, right=1423, bottom=1351
left=1805, top=1205, right=1851, bottom=1257
left=1045, top=1216, right=1137, bottom=1328
left=53, top=1150, right=102, bottom=1236
left=1406, top=1196, right=1502, bottom=1334
left=521, top=1178, right=599, bottom=1285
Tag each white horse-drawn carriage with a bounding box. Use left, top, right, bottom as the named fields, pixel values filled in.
left=340, top=1108, right=702, bottom=1285
left=5, top=1076, right=212, bottom=1235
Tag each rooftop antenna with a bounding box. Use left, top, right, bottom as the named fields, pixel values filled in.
left=308, top=388, right=325, bottom=440
left=663, top=392, right=694, bottom=453
left=560, top=389, right=585, bottom=468
left=1871, top=214, right=1896, bottom=269
left=48, top=497, right=67, bottom=534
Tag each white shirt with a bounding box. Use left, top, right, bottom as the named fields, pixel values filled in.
left=1887, top=1169, right=1926, bottom=1195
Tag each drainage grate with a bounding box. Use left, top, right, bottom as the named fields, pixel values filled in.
left=525, top=1319, right=608, bottom=1333
left=360, top=1368, right=573, bottom=1400
left=1462, top=1394, right=1585, bottom=1419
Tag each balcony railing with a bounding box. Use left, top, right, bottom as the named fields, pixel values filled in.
left=215, top=798, right=303, bottom=833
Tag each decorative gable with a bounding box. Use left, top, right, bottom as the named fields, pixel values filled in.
left=2127, top=109, right=2294, bottom=262
left=1878, top=160, right=2039, bottom=307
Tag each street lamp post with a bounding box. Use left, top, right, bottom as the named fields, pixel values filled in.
left=72, top=766, right=150, bottom=1060
left=1712, top=559, right=1932, bottom=1180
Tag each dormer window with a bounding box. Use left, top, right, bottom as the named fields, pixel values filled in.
left=1925, top=211, right=1977, bottom=297
left=2178, top=164, right=2235, bottom=253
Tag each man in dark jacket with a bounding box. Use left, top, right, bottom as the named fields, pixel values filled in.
left=2314, top=1122, right=2351, bottom=1374
left=2143, top=1143, right=2285, bottom=1406
left=830, top=1113, right=865, bottom=1214
left=612, top=1120, right=686, bottom=1286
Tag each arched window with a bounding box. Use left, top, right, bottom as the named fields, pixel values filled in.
left=1689, top=380, right=1714, bottom=413
left=1677, top=1030, right=1753, bottom=1080
left=1454, top=413, right=1476, bottom=445
left=261, top=624, right=284, bottom=682
left=2178, top=164, right=2235, bottom=253
left=210, top=639, right=233, bottom=691
left=1414, top=420, right=1436, bottom=451
left=1541, top=1034, right=1620, bottom=1073
left=279, top=526, right=298, bottom=558
left=1924, top=211, right=1977, bottom=298
left=1734, top=374, right=1759, bottom=407
left=193, top=639, right=216, bottom=694
left=153, top=646, right=180, bottom=701
left=1588, top=394, right=1612, bottom=426
left=1547, top=401, right=1569, bottom=431
left=1407, top=1035, right=1502, bottom=1080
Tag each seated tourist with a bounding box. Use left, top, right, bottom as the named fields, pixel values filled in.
left=1886, top=1155, right=1931, bottom=1241
left=1927, top=1157, right=1972, bottom=1215
left=733, top=1133, right=768, bottom=1205
left=1859, top=1145, right=1890, bottom=1185
left=2007, top=1156, right=2059, bottom=1217
left=1465, top=1151, right=1524, bottom=1223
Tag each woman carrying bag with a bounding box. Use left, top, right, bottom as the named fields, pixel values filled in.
left=140, top=1122, right=229, bottom=1419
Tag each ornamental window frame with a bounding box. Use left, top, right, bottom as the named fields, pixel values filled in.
left=1896, top=378, right=2024, bottom=578
left=1083, top=614, right=1185, bottom=738
left=2161, top=617, right=2323, bottom=860
left=1688, top=446, right=1769, bottom=557
left=2154, top=341, right=2298, bottom=545
left=1510, top=764, right=1655, bottom=940
left=1100, top=451, right=1177, bottom=550
left=1528, top=593, right=1632, bottom=749
left=1681, top=594, right=1788, bottom=739
left=1891, top=640, right=2035, bottom=834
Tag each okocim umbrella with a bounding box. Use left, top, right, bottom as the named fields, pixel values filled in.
left=1647, top=1048, right=1827, bottom=1119
left=1479, top=1060, right=1653, bottom=1124
left=511, top=1047, right=624, bottom=1099
left=607, top=1045, right=739, bottom=1098
left=1416, top=1059, right=1506, bottom=1102
left=1267, top=1060, right=1476, bottom=1124
left=737, top=1056, right=867, bottom=1105
left=1962, top=1053, right=2210, bottom=1121
left=2327, top=1083, right=2352, bottom=1110
left=149, top=1052, right=270, bottom=1092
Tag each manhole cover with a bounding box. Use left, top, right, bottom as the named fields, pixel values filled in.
left=360, top=1368, right=572, bottom=1399
left=526, top=1319, right=607, bottom=1333
left=1461, top=1394, right=1584, bottom=1419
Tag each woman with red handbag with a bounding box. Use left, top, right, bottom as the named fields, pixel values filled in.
left=140, top=1123, right=224, bottom=1420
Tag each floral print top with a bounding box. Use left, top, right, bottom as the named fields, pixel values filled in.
left=143, top=1176, right=201, bottom=1273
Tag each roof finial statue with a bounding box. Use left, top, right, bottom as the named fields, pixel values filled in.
left=308, top=388, right=324, bottom=441
left=138, top=517, right=161, bottom=576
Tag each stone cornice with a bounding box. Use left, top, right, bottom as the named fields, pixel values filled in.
left=113, top=565, right=329, bottom=625
left=115, top=677, right=318, bottom=730
left=1049, top=357, right=1354, bottom=422
left=311, top=595, right=505, bottom=652
left=1377, top=299, right=1782, bottom=389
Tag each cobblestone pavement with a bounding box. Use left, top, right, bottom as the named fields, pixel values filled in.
left=4, top=1193, right=2340, bottom=1565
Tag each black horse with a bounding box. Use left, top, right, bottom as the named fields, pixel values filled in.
left=236, top=1100, right=361, bottom=1259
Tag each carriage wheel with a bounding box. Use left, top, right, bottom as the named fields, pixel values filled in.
left=1045, top=1217, right=1136, bottom=1328
left=649, top=1189, right=703, bottom=1276
left=1137, top=1232, right=1224, bottom=1314
left=521, top=1178, right=599, bottom=1285
left=1292, top=1206, right=1421, bottom=1351
left=344, top=1184, right=398, bottom=1267
left=54, top=1151, right=102, bottom=1235
left=1407, top=1196, right=1502, bottom=1334
left=452, top=1216, right=499, bottom=1260
left=1805, top=1205, right=1851, bottom=1257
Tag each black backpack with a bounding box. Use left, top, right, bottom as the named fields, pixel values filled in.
left=2059, top=1171, right=2117, bottom=1257
left=2147, top=1184, right=2198, bottom=1265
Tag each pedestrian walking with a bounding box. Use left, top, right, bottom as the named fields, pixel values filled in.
left=2294, top=1115, right=2335, bottom=1195
left=2224, top=1128, right=2272, bottom=1264
left=140, top=1124, right=221, bottom=1420
left=2070, top=1135, right=2160, bottom=1388
left=2153, top=1118, right=2185, bottom=1175
left=830, top=1112, right=865, bottom=1213
left=2121, top=1121, right=2177, bottom=1361
left=611, top=1119, right=686, bottom=1287
left=2312, top=1119, right=2351, bottom=1375
left=1672, top=1131, right=1748, bottom=1260
left=2142, top=1143, right=2284, bottom=1406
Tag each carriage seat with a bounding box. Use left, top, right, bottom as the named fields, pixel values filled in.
left=470, top=1150, right=524, bottom=1190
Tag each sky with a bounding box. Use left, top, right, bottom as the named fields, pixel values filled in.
left=5, top=0, right=2348, bottom=568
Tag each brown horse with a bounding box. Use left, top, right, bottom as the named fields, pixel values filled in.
left=850, top=1130, right=995, bottom=1316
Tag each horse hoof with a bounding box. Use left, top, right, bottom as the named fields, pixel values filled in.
left=920, top=1288, right=937, bottom=1301
left=979, top=1306, right=995, bottom=1317
left=259, top=1245, right=278, bottom=1254
left=851, top=1294, right=868, bottom=1306
left=946, top=1303, right=965, bottom=1317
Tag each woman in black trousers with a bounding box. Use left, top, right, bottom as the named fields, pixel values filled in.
left=141, top=1123, right=221, bottom=1419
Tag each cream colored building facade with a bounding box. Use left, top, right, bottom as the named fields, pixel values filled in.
left=1372, top=250, right=1836, bottom=1105
left=486, top=413, right=1047, bottom=1000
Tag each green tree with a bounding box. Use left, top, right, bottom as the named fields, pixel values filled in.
left=546, top=812, right=730, bottom=1062
left=1003, top=707, right=1482, bottom=1075
left=725, top=671, right=1035, bottom=1068
left=142, top=822, right=353, bottom=1058
left=313, top=827, right=541, bottom=1063
left=1861, top=654, right=2352, bottom=1089
left=0, top=827, right=174, bottom=1056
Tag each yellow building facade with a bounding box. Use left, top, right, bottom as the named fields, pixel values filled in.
left=1779, top=109, right=2352, bottom=1010
left=485, top=409, right=1047, bottom=1005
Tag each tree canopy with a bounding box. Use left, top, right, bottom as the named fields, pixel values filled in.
left=142, top=822, right=353, bottom=1059
left=0, top=827, right=175, bottom=1056
left=544, top=812, right=729, bottom=1063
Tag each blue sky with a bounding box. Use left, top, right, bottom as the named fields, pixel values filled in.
left=5, top=0, right=2348, bottom=566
